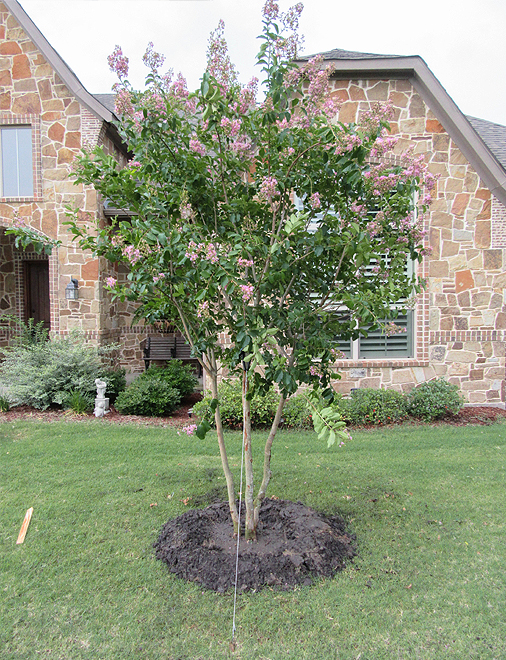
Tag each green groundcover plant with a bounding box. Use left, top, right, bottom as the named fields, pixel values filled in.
left=137, top=361, right=197, bottom=397
left=339, top=388, right=408, bottom=426
left=406, top=377, right=464, bottom=421
left=114, top=378, right=182, bottom=416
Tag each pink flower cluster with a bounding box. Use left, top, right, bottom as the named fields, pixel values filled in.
left=236, top=78, right=258, bottom=115
left=334, top=133, right=363, bottom=156
left=350, top=202, right=366, bottom=216
left=180, top=202, right=194, bottom=221
left=259, top=176, right=279, bottom=202
left=142, top=41, right=166, bottom=74
left=185, top=241, right=219, bottom=264
left=384, top=322, right=407, bottom=337
left=262, top=0, right=279, bottom=20
left=237, top=257, right=254, bottom=268
left=366, top=220, right=381, bottom=237
left=309, top=192, right=321, bottom=210
left=240, top=284, right=254, bottom=301
left=283, top=56, right=338, bottom=127
left=220, top=117, right=241, bottom=137
left=189, top=138, right=206, bottom=156
left=114, top=87, right=133, bottom=116
left=179, top=424, right=197, bottom=437
left=369, top=130, right=399, bottom=160
left=122, top=245, right=141, bottom=265
left=197, top=300, right=209, bottom=318
left=105, top=277, right=117, bottom=288
left=360, top=100, right=395, bottom=133
left=206, top=19, right=238, bottom=91
left=108, top=45, right=129, bottom=80
left=229, top=134, right=253, bottom=159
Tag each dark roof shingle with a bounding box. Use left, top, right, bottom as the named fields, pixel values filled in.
left=297, top=47, right=403, bottom=61
left=92, top=93, right=116, bottom=114
left=466, top=116, right=506, bottom=171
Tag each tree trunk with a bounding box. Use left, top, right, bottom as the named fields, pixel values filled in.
left=253, top=394, right=285, bottom=528
left=242, top=369, right=256, bottom=540
left=209, top=367, right=239, bottom=533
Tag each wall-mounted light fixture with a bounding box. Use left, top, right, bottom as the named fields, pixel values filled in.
left=65, top=277, right=79, bottom=300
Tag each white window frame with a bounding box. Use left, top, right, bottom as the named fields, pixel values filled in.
left=0, top=125, right=34, bottom=198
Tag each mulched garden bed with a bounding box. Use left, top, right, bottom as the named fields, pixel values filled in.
left=0, top=392, right=203, bottom=427
left=1, top=397, right=505, bottom=427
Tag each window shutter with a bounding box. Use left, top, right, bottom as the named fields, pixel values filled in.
left=358, top=311, right=413, bottom=358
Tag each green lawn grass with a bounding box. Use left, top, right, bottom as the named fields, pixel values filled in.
left=1, top=419, right=505, bottom=659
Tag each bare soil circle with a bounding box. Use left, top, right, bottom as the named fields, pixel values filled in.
left=153, top=498, right=356, bottom=592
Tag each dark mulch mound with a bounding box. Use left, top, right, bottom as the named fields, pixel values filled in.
left=154, top=498, right=356, bottom=592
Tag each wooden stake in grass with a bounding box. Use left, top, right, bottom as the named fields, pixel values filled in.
left=16, top=507, right=33, bottom=544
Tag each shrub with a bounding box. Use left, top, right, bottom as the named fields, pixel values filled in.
left=114, top=379, right=181, bottom=416
left=282, top=393, right=313, bottom=429
left=4, top=316, right=49, bottom=347
left=0, top=330, right=113, bottom=410
left=406, top=378, right=464, bottom=421
left=338, top=388, right=408, bottom=426
left=0, top=394, right=10, bottom=412
left=62, top=390, right=95, bottom=414
left=137, top=361, right=197, bottom=397
left=99, top=368, right=127, bottom=404
left=193, top=379, right=279, bottom=428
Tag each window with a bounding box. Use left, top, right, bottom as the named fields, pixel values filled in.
left=292, top=193, right=416, bottom=360
left=0, top=126, right=33, bottom=197
left=334, top=311, right=414, bottom=359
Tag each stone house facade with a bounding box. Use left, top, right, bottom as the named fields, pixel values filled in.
left=0, top=0, right=140, bottom=362
left=304, top=49, right=506, bottom=405
left=1, top=1, right=506, bottom=404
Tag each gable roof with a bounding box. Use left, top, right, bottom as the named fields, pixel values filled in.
left=4, top=0, right=115, bottom=123
left=298, top=49, right=506, bottom=207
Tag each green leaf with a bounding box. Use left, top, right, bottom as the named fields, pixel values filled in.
left=195, top=420, right=212, bottom=439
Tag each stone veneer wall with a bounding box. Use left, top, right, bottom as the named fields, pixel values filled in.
left=320, top=77, right=505, bottom=404
left=0, top=3, right=124, bottom=348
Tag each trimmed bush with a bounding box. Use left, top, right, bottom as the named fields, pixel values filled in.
left=406, top=378, right=464, bottom=421
left=114, top=379, right=181, bottom=417
left=0, top=329, right=114, bottom=410
left=282, top=393, right=313, bottom=429
left=99, top=368, right=127, bottom=404
left=193, top=379, right=279, bottom=429
left=137, top=361, right=197, bottom=397
left=338, top=388, right=408, bottom=426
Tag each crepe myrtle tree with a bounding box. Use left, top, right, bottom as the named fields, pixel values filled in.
left=63, top=1, right=434, bottom=539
